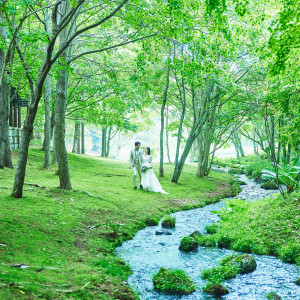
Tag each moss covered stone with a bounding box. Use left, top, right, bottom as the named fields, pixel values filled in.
left=223, top=254, right=257, bottom=274
left=179, top=236, right=199, bottom=252
left=189, top=230, right=202, bottom=238
left=153, top=268, right=196, bottom=295
left=201, top=264, right=238, bottom=281
left=202, top=282, right=229, bottom=297
left=145, top=216, right=160, bottom=226
left=295, top=277, right=300, bottom=286
left=162, top=215, right=176, bottom=228
left=261, top=181, right=278, bottom=190
left=267, top=291, right=282, bottom=300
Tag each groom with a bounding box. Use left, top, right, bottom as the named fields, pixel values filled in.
left=129, top=141, right=143, bottom=190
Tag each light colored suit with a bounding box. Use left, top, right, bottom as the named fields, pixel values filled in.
left=129, top=148, right=143, bottom=187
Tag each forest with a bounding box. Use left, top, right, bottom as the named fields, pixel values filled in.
left=0, top=0, right=299, bottom=299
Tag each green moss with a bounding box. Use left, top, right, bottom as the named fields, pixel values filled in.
left=222, top=254, right=257, bottom=274
left=205, top=223, right=220, bottom=234
left=189, top=230, right=202, bottom=238
left=202, top=282, right=229, bottom=296
left=217, top=235, right=233, bottom=249
left=201, top=264, right=238, bottom=281
left=267, top=291, right=282, bottom=300
left=203, top=193, right=300, bottom=266
left=196, top=235, right=217, bottom=247
left=152, top=268, right=196, bottom=295
left=179, top=237, right=199, bottom=252
left=0, top=148, right=233, bottom=299
left=295, top=277, right=300, bottom=286
left=162, top=215, right=176, bottom=228
left=145, top=216, right=160, bottom=226
left=261, top=181, right=278, bottom=190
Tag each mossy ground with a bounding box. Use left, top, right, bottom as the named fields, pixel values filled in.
left=205, top=194, right=300, bottom=265
left=0, top=148, right=233, bottom=299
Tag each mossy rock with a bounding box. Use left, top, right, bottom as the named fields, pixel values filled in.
left=202, top=282, right=229, bottom=297
left=267, top=291, right=282, bottom=300
left=153, top=267, right=196, bottom=295
left=201, top=264, right=238, bottom=281
left=189, top=230, right=202, bottom=238
left=162, top=216, right=176, bottom=229
left=295, top=277, right=300, bottom=286
left=224, top=254, right=257, bottom=274
left=261, top=181, right=278, bottom=190
left=234, top=179, right=247, bottom=185
left=179, top=237, right=199, bottom=252
left=205, top=223, right=220, bottom=234
left=145, top=216, right=160, bottom=226
left=196, top=235, right=217, bottom=247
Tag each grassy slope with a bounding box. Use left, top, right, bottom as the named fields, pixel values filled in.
left=0, top=148, right=234, bottom=299
left=207, top=193, right=300, bottom=266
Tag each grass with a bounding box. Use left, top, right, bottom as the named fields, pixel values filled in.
left=152, top=268, right=196, bottom=295
left=204, top=193, right=300, bottom=265
left=0, top=147, right=233, bottom=299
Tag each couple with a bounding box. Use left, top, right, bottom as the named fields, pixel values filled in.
left=129, top=142, right=168, bottom=194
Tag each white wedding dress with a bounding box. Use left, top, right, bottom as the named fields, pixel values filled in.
left=141, top=155, right=168, bottom=194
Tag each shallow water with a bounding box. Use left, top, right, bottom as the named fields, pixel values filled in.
left=116, top=175, right=300, bottom=299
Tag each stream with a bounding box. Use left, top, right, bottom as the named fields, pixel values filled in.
left=116, top=175, right=300, bottom=299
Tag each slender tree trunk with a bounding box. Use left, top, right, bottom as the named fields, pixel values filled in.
left=106, top=126, right=112, bottom=157
left=165, top=106, right=171, bottom=163
left=159, top=63, right=170, bottom=177
left=81, top=122, right=85, bottom=154
left=53, top=0, right=72, bottom=190
left=43, top=74, right=51, bottom=168
left=236, top=132, right=244, bottom=157
left=101, top=127, right=107, bottom=157
left=232, top=132, right=240, bottom=159
left=72, top=121, right=80, bottom=153
left=52, top=127, right=57, bottom=164
left=0, top=11, right=13, bottom=169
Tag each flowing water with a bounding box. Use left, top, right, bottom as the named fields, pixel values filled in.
left=116, top=175, right=300, bottom=299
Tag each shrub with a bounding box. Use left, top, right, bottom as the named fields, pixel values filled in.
left=145, top=216, right=160, bottom=226
left=245, top=160, right=272, bottom=180
left=162, top=216, right=176, bottom=228
left=260, top=181, right=278, bottom=190
left=201, top=264, right=238, bottom=282
left=153, top=268, right=196, bottom=295
left=217, top=235, right=233, bottom=249
left=278, top=244, right=300, bottom=264
left=179, top=237, right=199, bottom=252
left=202, top=282, right=229, bottom=296
left=205, top=223, right=220, bottom=234
left=232, top=239, right=253, bottom=253
left=196, top=235, right=217, bottom=247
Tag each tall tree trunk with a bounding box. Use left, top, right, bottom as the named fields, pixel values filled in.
left=101, top=127, right=107, bottom=157
left=53, top=0, right=72, bottom=190
left=72, top=121, right=80, bottom=153
left=0, top=10, right=13, bottom=169
left=106, top=126, right=112, bottom=157
left=165, top=105, right=171, bottom=163
left=43, top=74, right=51, bottom=168
left=231, top=132, right=240, bottom=159
left=159, top=62, right=170, bottom=177
left=197, top=123, right=212, bottom=177
left=43, top=4, right=51, bottom=168
left=52, top=126, right=57, bottom=164
left=81, top=122, right=85, bottom=154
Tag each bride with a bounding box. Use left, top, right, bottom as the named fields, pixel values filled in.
left=141, top=147, right=168, bottom=194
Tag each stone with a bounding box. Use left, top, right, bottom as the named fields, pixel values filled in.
left=260, top=181, right=278, bottom=190
left=179, top=237, right=199, bottom=252
left=202, top=282, right=229, bottom=296
left=267, top=292, right=282, bottom=300
left=189, top=230, right=202, bottom=238
left=155, top=230, right=172, bottom=235
left=295, top=277, right=300, bottom=286
left=227, top=254, right=257, bottom=274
